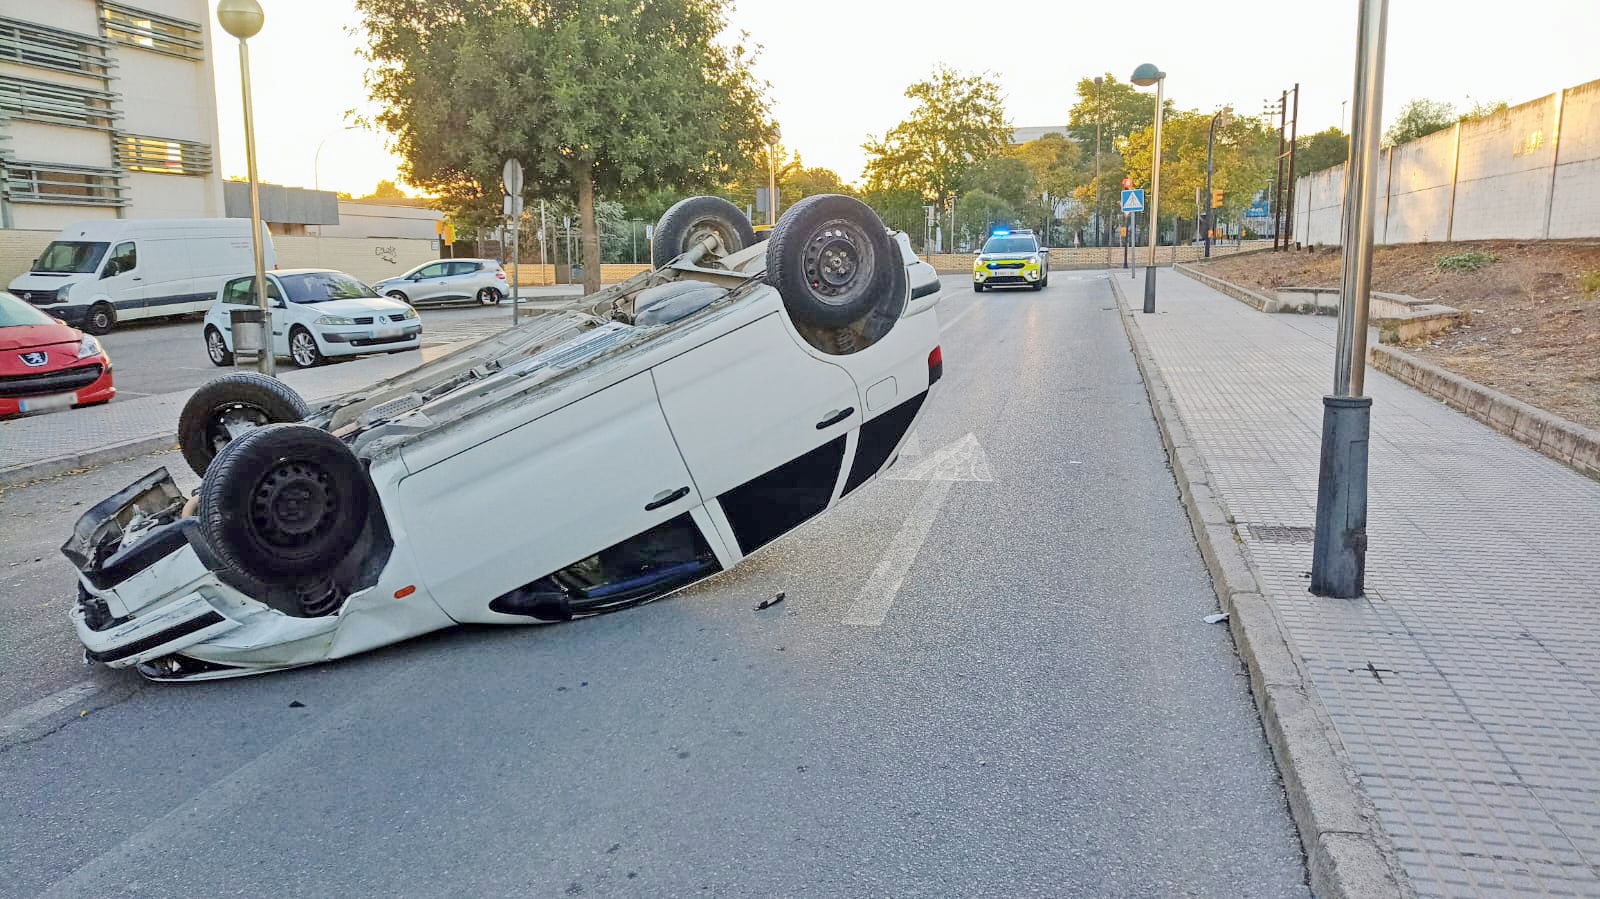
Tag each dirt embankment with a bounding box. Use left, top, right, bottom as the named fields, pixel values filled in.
left=1200, top=240, right=1600, bottom=431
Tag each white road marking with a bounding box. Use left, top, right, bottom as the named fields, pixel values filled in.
left=0, top=681, right=102, bottom=742
left=843, top=434, right=993, bottom=627
left=900, top=431, right=922, bottom=457
left=939, top=301, right=981, bottom=333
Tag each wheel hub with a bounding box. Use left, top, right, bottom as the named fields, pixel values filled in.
left=210, top=405, right=269, bottom=451
left=250, top=461, right=336, bottom=547
left=802, top=221, right=872, bottom=302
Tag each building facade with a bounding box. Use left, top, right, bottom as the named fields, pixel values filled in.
left=0, top=0, right=224, bottom=230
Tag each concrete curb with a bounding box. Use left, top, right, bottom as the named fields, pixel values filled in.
left=1174, top=262, right=1282, bottom=311
left=1108, top=275, right=1412, bottom=899
left=1370, top=344, right=1600, bottom=482
left=0, top=433, right=178, bottom=489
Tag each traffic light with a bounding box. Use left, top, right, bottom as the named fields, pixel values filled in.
left=1211, top=189, right=1224, bottom=209
left=1122, top=178, right=1133, bottom=190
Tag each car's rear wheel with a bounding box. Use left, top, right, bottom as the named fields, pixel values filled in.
left=765, top=193, right=902, bottom=330
left=477, top=287, right=501, bottom=305
left=178, top=372, right=311, bottom=476
left=198, top=423, right=370, bottom=582
left=288, top=326, right=323, bottom=368
left=205, top=327, right=233, bottom=366
left=651, top=196, right=756, bottom=266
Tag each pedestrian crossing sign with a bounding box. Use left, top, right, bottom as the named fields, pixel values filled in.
left=1121, top=189, right=1146, bottom=214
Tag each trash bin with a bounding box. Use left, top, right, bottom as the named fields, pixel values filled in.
left=230, top=307, right=266, bottom=363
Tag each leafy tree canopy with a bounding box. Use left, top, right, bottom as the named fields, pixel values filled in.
left=862, top=66, right=1011, bottom=207
left=364, top=179, right=407, bottom=199
left=1121, top=111, right=1278, bottom=230
left=1383, top=98, right=1457, bottom=147
left=964, top=156, right=1033, bottom=209
left=1295, top=128, right=1348, bottom=177
left=1067, top=74, right=1170, bottom=148
left=356, top=0, right=771, bottom=294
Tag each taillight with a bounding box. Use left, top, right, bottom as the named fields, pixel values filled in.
left=928, top=345, right=943, bottom=385
left=496, top=270, right=506, bottom=279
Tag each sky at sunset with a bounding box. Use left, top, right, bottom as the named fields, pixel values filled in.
left=212, top=0, right=1599, bottom=197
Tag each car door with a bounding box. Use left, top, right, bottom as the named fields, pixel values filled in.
left=407, top=262, right=451, bottom=304
left=396, top=371, right=705, bottom=621
left=96, top=240, right=146, bottom=320
left=445, top=261, right=482, bottom=299
left=651, top=311, right=862, bottom=557
left=215, top=276, right=254, bottom=346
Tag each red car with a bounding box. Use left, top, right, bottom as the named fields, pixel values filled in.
left=0, top=290, right=114, bottom=417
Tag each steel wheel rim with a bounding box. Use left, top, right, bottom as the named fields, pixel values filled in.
left=248, top=460, right=338, bottom=550
left=207, top=403, right=269, bottom=454
left=291, top=332, right=317, bottom=366
left=802, top=218, right=874, bottom=306
left=92, top=309, right=110, bottom=330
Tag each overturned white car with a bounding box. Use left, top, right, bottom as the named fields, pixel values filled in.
left=63, top=196, right=944, bottom=681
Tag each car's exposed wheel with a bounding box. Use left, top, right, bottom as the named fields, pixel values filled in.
left=1031, top=280, right=1044, bottom=291
left=651, top=196, right=756, bottom=266
left=476, top=287, right=501, bottom=305
left=178, top=372, right=311, bottom=476
left=84, top=302, right=115, bottom=335
left=765, top=193, right=901, bottom=330
left=973, top=282, right=984, bottom=292
left=204, top=326, right=233, bottom=366
left=386, top=290, right=409, bottom=303
left=288, top=326, right=323, bottom=368
left=198, top=423, right=370, bottom=582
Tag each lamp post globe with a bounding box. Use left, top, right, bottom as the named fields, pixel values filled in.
left=216, top=0, right=264, bottom=39
left=1130, top=63, right=1164, bottom=87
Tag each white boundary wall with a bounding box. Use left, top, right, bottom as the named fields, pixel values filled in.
left=1295, top=78, right=1600, bottom=246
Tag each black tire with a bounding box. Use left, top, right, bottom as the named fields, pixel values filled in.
left=476, top=287, right=501, bottom=305
left=386, top=290, right=409, bottom=303
left=973, top=282, right=984, bottom=293
left=197, top=423, right=370, bottom=582
left=288, top=326, right=323, bottom=368
left=178, top=372, right=311, bottom=477
left=204, top=326, right=233, bottom=366
left=83, top=303, right=115, bottom=336
left=651, top=196, right=756, bottom=266
left=765, top=194, right=899, bottom=329
left=1031, top=280, right=1044, bottom=291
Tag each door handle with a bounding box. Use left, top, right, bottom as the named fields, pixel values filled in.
left=645, top=486, right=690, bottom=511
left=815, top=407, right=854, bottom=429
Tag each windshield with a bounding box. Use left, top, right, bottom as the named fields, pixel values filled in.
left=33, top=241, right=109, bottom=274
left=0, top=292, right=59, bottom=327
left=278, top=272, right=380, bottom=304
left=982, top=236, right=1038, bottom=255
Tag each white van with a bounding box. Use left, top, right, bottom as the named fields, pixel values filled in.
left=8, top=219, right=276, bottom=335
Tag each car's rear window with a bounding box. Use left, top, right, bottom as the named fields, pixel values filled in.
left=279, top=272, right=379, bottom=303
left=982, top=236, right=1038, bottom=254
left=0, top=291, right=59, bottom=327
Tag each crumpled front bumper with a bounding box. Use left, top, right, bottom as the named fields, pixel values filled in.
left=73, top=582, right=236, bottom=668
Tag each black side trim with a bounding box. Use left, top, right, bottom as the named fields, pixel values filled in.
left=842, top=391, right=928, bottom=497
left=719, top=436, right=847, bottom=556
left=88, top=610, right=225, bottom=663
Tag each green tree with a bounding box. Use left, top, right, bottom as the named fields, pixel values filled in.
left=788, top=166, right=850, bottom=200
left=862, top=65, right=1011, bottom=218
left=859, top=187, right=930, bottom=247
left=1460, top=99, right=1508, bottom=123
left=1122, top=112, right=1279, bottom=241
left=1383, top=98, right=1456, bottom=147
left=1009, top=133, right=1080, bottom=197
left=964, top=156, right=1033, bottom=208
left=357, top=0, right=771, bottom=295
left=364, top=179, right=407, bottom=199
left=1295, top=128, right=1348, bottom=176
left=1067, top=75, right=1167, bottom=242
left=955, top=191, right=1015, bottom=249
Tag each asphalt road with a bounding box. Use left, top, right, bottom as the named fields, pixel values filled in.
left=97, top=301, right=556, bottom=398
left=0, top=274, right=1311, bottom=898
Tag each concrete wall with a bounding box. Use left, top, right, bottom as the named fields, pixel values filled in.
left=0, top=230, right=59, bottom=286
left=1294, top=78, right=1600, bottom=246
left=273, top=236, right=438, bottom=284
left=323, top=201, right=442, bottom=241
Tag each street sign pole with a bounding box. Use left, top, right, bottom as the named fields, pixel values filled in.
left=1311, top=0, right=1388, bottom=599
left=502, top=158, right=523, bottom=326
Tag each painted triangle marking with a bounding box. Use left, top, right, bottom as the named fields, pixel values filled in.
left=900, top=431, right=922, bottom=457
left=883, top=432, right=993, bottom=482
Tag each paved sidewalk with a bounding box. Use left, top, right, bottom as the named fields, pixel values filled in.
left=0, top=298, right=578, bottom=483
left=1122, top=272, right=1600, bottom=897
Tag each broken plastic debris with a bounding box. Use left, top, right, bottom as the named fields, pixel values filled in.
left=289, top=700, right=305, bottom=708
left=1203, top=613, right=1229, bottom=624
left=756, top=591, right=786, bottom=611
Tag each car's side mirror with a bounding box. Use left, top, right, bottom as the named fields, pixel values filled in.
left=101, top=262, right=119, bottom=279
left=271, top=298, right=286, bottom=308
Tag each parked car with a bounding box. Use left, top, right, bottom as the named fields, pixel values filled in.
left=372, top=258, right=508, bottom=306
left=0, top=290, right=114, bottom=417
left=62, top=195, right=944, bottom=682
left=8, top=218, right=277, bottom=335
left=201, top=269, right=421, bottom=369
left=972, top=228, right=1050, bottom=291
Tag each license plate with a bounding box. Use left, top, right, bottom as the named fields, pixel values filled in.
left=19, top=392, right=75, bottom=413
left=372, top=326, right=402, bottom=339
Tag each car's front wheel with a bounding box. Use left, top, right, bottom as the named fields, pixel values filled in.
left=766, top=193, right=904, bottom=330
left=204, top=326, right=233, bottom=366
left=83, top=302, right=115, bottom=336
left=973, top=281, right=984, bottom=292
left=288, top=327, right=323, bottom=368
left=198, top=423, right=371, bottom=583
left=651, top=196, right=757, bottom=266
left=386, top=290, right=409, bottom=304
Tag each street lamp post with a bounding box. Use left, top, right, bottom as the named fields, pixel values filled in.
left=1310, top=0, right=1389, bottom=599
left=1204, top=107, right=1232, bottom=259
left=1093, top=76, right=1103, bottom=247
left=1131, top=63, right=1165, bottom=313
left=217, top=0, right=272, bottom=377
left=767, top=125, right=782, bottom=226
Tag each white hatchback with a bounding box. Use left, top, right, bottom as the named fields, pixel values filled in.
left=202, top=269, right=422, bottom=368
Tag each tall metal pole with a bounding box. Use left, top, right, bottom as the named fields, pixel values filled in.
left=767, top=144, right=779, bottom=225
left=1093, top=76, right=1103, bottom=247
left=510, top=205, right=520, bottom=325
left=1286, top=83, right=1301, bottom=247
left=1205, top=115, right=1217, bottom=259
left=1273, top=91, right=1288, bottom=250
left=1143, top=76, right=1164, bottom=313
left=237, top=37, right=273, bottom=377
left=1311, top=0, right=1388, bottom=599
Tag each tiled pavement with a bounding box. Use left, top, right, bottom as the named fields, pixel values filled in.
left=1124, top=271, right=1600, bottom=898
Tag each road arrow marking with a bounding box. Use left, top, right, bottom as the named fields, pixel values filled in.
left=899, top=431, right=922, bottom=457
left=843, top=433, right=992, bottom=626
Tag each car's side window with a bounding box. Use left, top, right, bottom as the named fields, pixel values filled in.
left=223, top=278, right=253, bottom=304
left=447, top=261, right=480, bottom=277
left=102, top=241, right=136, bottom=278
left=416, top=263, right=448, bottom=279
